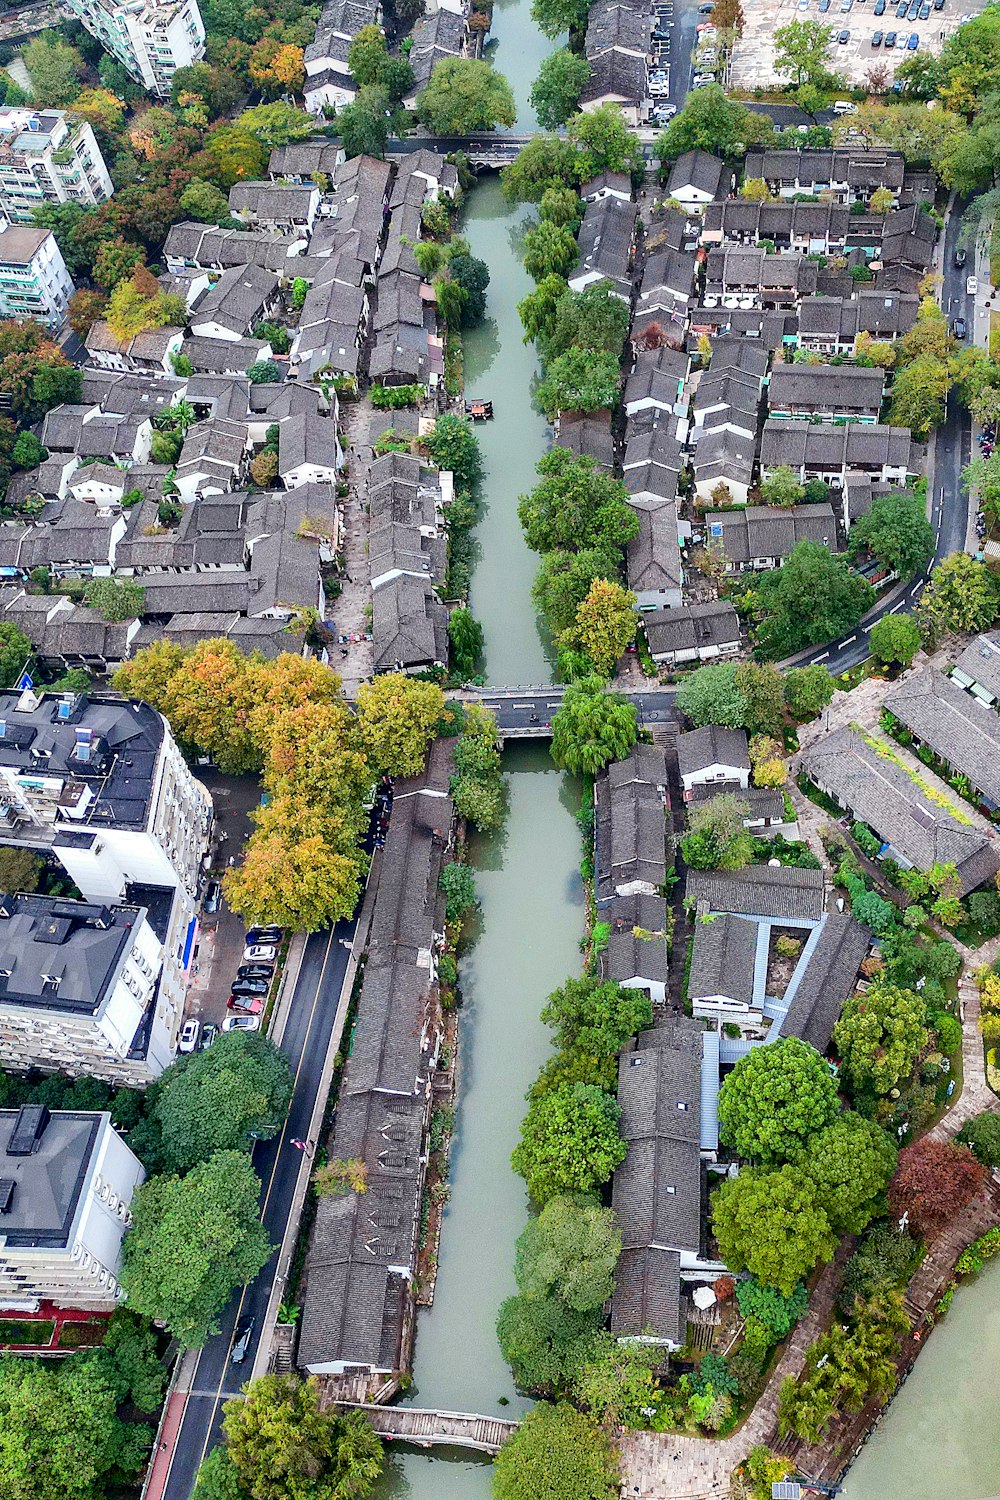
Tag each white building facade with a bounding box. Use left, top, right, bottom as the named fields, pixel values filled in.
left=0, top=109, right=114, bottom=222
left=61, top=0, right=206, bottom=97
left=0, top=225, right=74, bottom=331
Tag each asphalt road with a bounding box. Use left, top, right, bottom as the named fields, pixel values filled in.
left=779, top=197, right=973, bottom=676
left=161, top=918, right=356, bottom=1500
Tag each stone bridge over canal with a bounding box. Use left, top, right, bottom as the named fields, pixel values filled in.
left=341, top=1403, right=518, bottom=1454
left=473, top=685, right=679, bottom=739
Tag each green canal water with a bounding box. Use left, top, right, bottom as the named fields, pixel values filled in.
left=375, top=8, right=579, bottom=1499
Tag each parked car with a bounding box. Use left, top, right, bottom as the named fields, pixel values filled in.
left=837, top=27, right=850, bottom=39
left=228, top=994, right=265, bottom=1013
left=652, top=103, right=677, bottom=119
left=933, top=0, right=945, bottom=10
left=200, top=1023, right=218, bottom=1049
left=954, top=246, right=967, bottom=268
left=179, top=1018, right=201, bottom=1053
left=204, top=880, right=221, bottom=914
left=953, top=316, right=967, bottom=339
left=246, top=925, right=282, bottom=945
left=231, top=1319, right=255, bottom=1365
left=833, top=99, right=857, bottom=111
left=884, top=27, right=897, bottom=41
left=968, top=275, right=979, bottom=295
left=874, top=0, right=886, bottom=13
left=698, top=2, right=713, bottom=11
left=231, top=977, right=269, bottom=998
left=871, top=27, right=883, bottom=39
left=819, top=1, right=830, bottom=11
left=223, top=1014, right=261, bottom=1032
left=238, top=963, right=274, bottom=980
left=907, top=30, right=919, bottom=45
left=243, top=943, right=278, bottom=963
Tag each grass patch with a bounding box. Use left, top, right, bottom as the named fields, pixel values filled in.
left=57, top=1320, right=107, bottom=1348
left=0, top=1319, right=54, bottom=1345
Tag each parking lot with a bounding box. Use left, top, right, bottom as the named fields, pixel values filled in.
left=181, top=771, right=282, bottom=1051
left=729, top=0, right=983, bottom=88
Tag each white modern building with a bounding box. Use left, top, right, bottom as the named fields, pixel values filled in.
left=0, top=109, right=114, bottom=223
left=0, top=894, right=169, bottom=1084
left=61, top=0, right=206, bottom=97
left=0, top=225, right=74, bottom=331
left=0, top=688, right=214, bottom=1068
left=0, top=1105, right=144, bottom=1312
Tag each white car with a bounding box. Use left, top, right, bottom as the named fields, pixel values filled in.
left=968, top=276, right=979, bottom=295
left=243, top=943, right=278, bottom=963
left=178, top=1018, right=201, bottom=1053
left=223, top=1014, right=261, bottom=1033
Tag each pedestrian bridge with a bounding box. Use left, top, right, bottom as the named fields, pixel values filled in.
left=342, top=1403, right=518, bottom=1454
left=478, top=685, right=565, bottom=739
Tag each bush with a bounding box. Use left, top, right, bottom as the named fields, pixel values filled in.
left=371, top=382, right=425, bottom=409
left=852, top=821, right=882, bottom=858
left=932, top=1010, right=961, bottom=1054
left=735, top=1278, right=808, bottom=1341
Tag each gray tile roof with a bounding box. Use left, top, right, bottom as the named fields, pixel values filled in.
left=768, top=363, right=885, bottom=415
left=595, top=747, right=669, bottom=902
left=778, top=910, right=871, bottom=1052
left=708, top=503, right=840, bottom=566
left=688, top=911, right=758, bottom=1007
left=677, top=725, right=750, bottom=778
left=668, top=150, right=726, bottom=198
left=645, top=601, right=741, bottom=658
left=610, top=1245, right=682, bottom=1344
left=800, top=725, right=1000, bottom=895
left=685, top=864, right=826, bottom=920
left=599, top=891, right=671, bottom=987
left=952, top=633, right=1000, bottom=702
left=760, top=419, right=916, bottom=474
left=886, top=668, right=1000, bottom=808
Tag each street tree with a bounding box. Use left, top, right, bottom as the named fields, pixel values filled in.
left=337, top=86, right=389, bottom=160
left=426, top=412, right=483, bottom=485
left=569, top=105, right=644, bottom=179
left=918, top=552, right=999, bottom=645
left=563, top=578, right=637, bottom=675
left=869, top=612, right=922, bottom=668
left=514, top=1193, right=622, bottom=1311
left=888, top=351, right=951, bottom=437
left=532, top=546, right=622, bottom=635
left=492, top=1403, right=619, bottom=1500
left=773, top=19, right=834, bottom=86
left=416, top=58, right=516, bottom=135
left=833, top=983, right=930, bottom=1100
left=530, top=49, right=591, bottom=129
left=850, top=489, right=933, bottom=579
left=532, top=0, right=589, bottom=35
left=536, top=346, right=621, bottom=418
left=151, top=1031, right=293, bottom=1175
left=759, top=466, right=804, bottom=507
left=680, top=792, right=755, bottom=871
left=519, top=448, right=635, bottom=555
left=807, top=1113, right=898, bottom=1235
left=523, top=218, right=579, bottom=281
left=751, top=540, right=874, bottom=657
left=549, top=676, right=638, bottom=773
left=783, top=664, right=837, bottom=720
left=888, top=1137, right=988, bottom=1236
left=354, top=673, right=444, bottom=777
left=541, top=974, right=652, bottom=1058
left=120, top=1151, right=272, bottom=1347
left=496, top=1294, right=600, bottom=1391
left=655, top=85, right=774, bottom=161
left=512, top=1082, right=626, bottom=1204
left=223, top=1374, right=384, bottom=1500
left=713, top=1165, right=839, bottom=1293
left=719, top=1036, right=840, bottom=1163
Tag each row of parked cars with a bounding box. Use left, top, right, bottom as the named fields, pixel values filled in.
left=178, top=923, right=284, bottom=1053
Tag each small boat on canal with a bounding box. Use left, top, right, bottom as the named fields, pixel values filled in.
left=465, top=398, right=494, bottom=420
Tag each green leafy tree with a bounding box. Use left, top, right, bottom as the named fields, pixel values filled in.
left=959, top=1111, right=1000, bottom=1168
left=523, top=218, right=579, bottom=281
left=833, top=983, right=930, bottom=1100
left=850, top=490, right=933, bottom=579
left=713, top=1164, right=839, bottom=1294
left=681, top=792, right=754, bottom=871
left=536, top=346, right=621, bottom=419
left=492, top=1403, right=619, bottom=1500
left=571, top=1334, right=663, bottom=1425
left=777, top=1295, right=908, bottom=1443
left=83, top=577, right=145, bottom=622
left=514, top=1192, right=622, bottom=1311
left=773, top=18, right=834, bottom=85
left=193, top=1448, right=248, bottom=1500
left=439, top=860, right=477, bottom=922
left=569, top=105, right=644, bottom=180
left=752, top=540, right=875, bottom=657
left=719, top=1037, right=840, bottom=1163
left=918, top=552, right=999, bottom=646
left=838, top=1222, right=920, bottom=1316
left=735, top=1277, right=809, bottom=1340
left=888, top=352, right=951, bottom=437
left=178, top=179, right=233, bottom=225
left=354, top=673, right=444, bottom=777
left=30, top=202, right=90, bottom=279
left=676, top=659, right=785, bottom=735
left=807, top=1113, right=898, bottom=1235
left=246, top=359, right=282, bottom=384
left=223, top=1375, right=384, bottom=1500
left=545, top=280, right=629, bottom=360
left=759, top=466, right=804, bottom=507
left=0, top=845, right=43, bottom=892
left=563, top=577, right=637, bottom=675
left=550, top=676, right=638, bottom=773
left=519, top=272, right=570, bottom=343
left=0, top=621, right=31, bottom=690
left=519, top=448, right=635, bottom=555
left=656, top=84, right=775, bottom=161
left=347, top=24, right=391, bottom=84
left=496, top=1294, right=599, bottom=1391
left=530, top=49, right=590, bottom=129
left=541, top=973, right=652, bottom=1058
left=22, top=31, right=85, bottom=105
left=152, top=1031, right=293, bottom=1175
left=337, top=86, right=389, bottom=159
left=531, top=0, right=588, bottom=36
left=448, top=605, right=484, bottom=679
left=426, top=412, right=483, bottom=485
left=502, top=134, right=581, bottom=204
left=532, top=546, right=622, bottom=635
left=120, top=1151, right=272, bottom=1347
left=540, top=185, right=584, bottom=230
left=417, top=58, right=516, bottom=134
left=512, top=1082, right=626, bottom=1205
left=870, top=612, right=922, bottom=668
left=733, top=661, right=786, bottom=737
left=449, top=253, right=490, bottom=324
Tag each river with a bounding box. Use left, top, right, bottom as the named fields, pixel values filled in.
left=376, top=5, right=575, bottom=1497
left=841, top=1260, right=1000, bottom=1500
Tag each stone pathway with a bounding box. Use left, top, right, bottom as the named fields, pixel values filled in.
left=335, top=398, right=375, bottom=694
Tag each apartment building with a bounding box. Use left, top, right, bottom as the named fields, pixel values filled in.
left=0, top=1105, right=144, bottom=1312
left=0, top=688, right=213, bottom=1061
left=0, top=109, right=113, bottom=223
left=0, top=895, right=169, bottom=1085
left=62, top=0, right=206, bottom=97
left=0, top=225, right=73, bottom=331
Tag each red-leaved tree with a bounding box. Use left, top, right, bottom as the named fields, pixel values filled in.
left=888, top=1137, right=987, bottom=1237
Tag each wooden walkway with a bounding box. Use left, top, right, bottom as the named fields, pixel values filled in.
left=341, top=1404, right=517, bottom=1454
